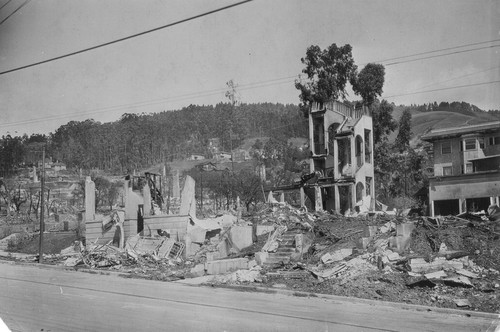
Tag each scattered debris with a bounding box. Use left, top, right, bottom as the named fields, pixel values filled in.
left=3, top=201, right=500, bottom=313
left=454, top=299, right=471, bottom=307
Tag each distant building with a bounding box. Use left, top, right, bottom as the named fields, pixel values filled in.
left=421, top=121, right=500, bottom=216
left=216, top=152, right=232, bottom=161
left=232, top=149, right=250, bottom=162
left=188, top=155, right=205, bottom=161
left=52, top=162, right=67, bottom=172
left=208, top=138, right=221, bottom=154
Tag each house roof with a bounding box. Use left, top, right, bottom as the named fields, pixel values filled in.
left=421, top=121, right=500, bottom=141
left=468, top=154, right=500, bottom=162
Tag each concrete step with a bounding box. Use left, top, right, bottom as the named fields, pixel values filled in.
left=275, top=248, right=295, bottom=254
left=263, top=257, right=290, bottom=265
left=268, top=253, right=293, bottom=259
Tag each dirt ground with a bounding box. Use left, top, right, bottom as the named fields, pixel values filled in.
left=7, top=232, right=78, bottom=255
left=251, top=211, right=500, bottom=314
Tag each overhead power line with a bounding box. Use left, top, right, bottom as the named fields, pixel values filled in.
left=0, top=0, right=30, bottom=26
left=383, top=80, right=500, bottom=99
left=0, top=0, right=254, bottom=76
left=384, top=45, right=500, bottom=66
left=0, top=0, right=14, bottom=12
left=375, top=39, right=500, bottom=64
left=415, top=66, right=500, bottom=91
left=3, top=79, right=498, bottom=130
left=0, top=75, right=296, bottom=128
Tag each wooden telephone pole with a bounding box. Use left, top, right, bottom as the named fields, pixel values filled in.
left=38, top=147, right=45, bottom=263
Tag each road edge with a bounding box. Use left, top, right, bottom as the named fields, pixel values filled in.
left=2, top=258, right=498, bottom=320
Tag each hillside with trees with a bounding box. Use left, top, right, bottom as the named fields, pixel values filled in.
left=390, top=101, right=500, bottom=143
left=1, top=45, right=498, bottom=212
left=0, top=102, right=306, bottom=176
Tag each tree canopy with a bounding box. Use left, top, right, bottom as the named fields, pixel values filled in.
left=295, top=43, right=357, bottom=107
left=372, top=100, right=398, bottom=144
left=395, top=109, right=412, bottom=152
left=351, top=63, right=385, bottom=106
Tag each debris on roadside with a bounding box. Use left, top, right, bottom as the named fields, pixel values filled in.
left=3, top=200, right=500, bottom=313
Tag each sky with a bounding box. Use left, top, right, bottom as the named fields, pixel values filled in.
left=0, top=0, right=499, bottom=137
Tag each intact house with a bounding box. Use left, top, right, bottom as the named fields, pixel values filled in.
left=421, top=121, right=500, bottom=216
left=269, top=100, right=374, bottom=214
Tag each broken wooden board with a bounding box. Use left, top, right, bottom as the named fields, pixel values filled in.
left=456, top=269, right=479, bottom=279
left=168, top=242, right=185, bottom=260
left=311, top=263, right=347, bottom=280
left=409, top=257, right=463, bottom=273
left=424, top=270, right=447, bottom=280
left=266, top=271, right=310, bottom=278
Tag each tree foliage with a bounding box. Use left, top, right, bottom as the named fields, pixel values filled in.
left=295, top=44, right=357, bottom=107
left=395, top=109, right=412, bottom=152
left=372, top=100, right=398, bottom=144
left=351, top=63, right=385, bottom=106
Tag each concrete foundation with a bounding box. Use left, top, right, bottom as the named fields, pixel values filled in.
left=229, top=226, right=253, bottom=251
left=205, top=257, right=248, bottom=275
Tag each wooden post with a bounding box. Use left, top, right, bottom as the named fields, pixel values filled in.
left=39, top=147, right=45, bottom=263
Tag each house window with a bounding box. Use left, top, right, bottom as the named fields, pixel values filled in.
left=441, top=141, right=451, bottom=154
left=478, top=138, right=485, bottom=149
left=442, top=166, right=453, bottom=176
left=464, top=139, right=476, bottom=151
left=489, top=136, right=500, bottom=145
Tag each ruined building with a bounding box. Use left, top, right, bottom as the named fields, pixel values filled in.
left=271, top=101, right=374, bottom=213
left=306, top=101, right=375, bottom=213
left=421, top=121, right=500, bottom=216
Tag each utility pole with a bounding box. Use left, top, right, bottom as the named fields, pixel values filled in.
left=225, top=80, right=240, bottom=173
left=229, top=129, right=234, bottom=172
left=200, top=167, right=203, bottom=211
left=38, top=146, right=45, bottom=263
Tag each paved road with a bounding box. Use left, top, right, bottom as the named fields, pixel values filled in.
left=0, top=262, right=498, bottom=332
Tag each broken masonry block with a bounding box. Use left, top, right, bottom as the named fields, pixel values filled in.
left=254, top=252, right=268, bottom=265
left=424, top=270, right=448, bottom=280
left=190, top=263, right=206, bottom=278
left=409, top=257, right=464, bottom=274
left=256, top=225, right=275, bottom=236
left=357, top=237, right=372, bottom=250
left=456, top=269, right=479, bottom=279
left=205, top=257, right=248, bottom=275
left=217, top=239, right=229, bottom=258
left=396, top=223, right=415, bottom=237
left=248, top=260, right=258, bottom=269
left=453, top=299, right=471, bottom=307
left=229, top=226, right=253, bottom=251
left=363, top=226, right=378, bottom=237
left=321, top=249, right=353, bottom=264
left=206, top=252, right=222, bottom=262
left=294, top=234, right=303, bottom=252
left=389, top=235, right=411, bottom=253
left=443, top=276, right=473, bottom=288
left=188, top=226, right=207, bottom=243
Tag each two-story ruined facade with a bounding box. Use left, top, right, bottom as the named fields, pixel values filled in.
left=421, top=121, right=500, bottom=216
left=307, top=101, right=375, bottom=213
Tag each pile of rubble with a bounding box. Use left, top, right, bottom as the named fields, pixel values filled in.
left=7, top=200, right=499, bottom=312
